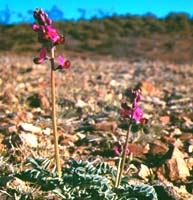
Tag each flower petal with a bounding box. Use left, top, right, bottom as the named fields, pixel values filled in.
left=57, top=55, right=64, bottom=66
left=33, top=47, right=47, bottom=64
left=32, top=24, right=39, bottom=31
left=39, top=47, right=47, bottom=60
left=63, top=60, right=71, bottom=69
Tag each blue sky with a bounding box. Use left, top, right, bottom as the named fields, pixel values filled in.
left=0, top=0, right=193, bottom=24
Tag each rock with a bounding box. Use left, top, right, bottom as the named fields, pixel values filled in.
left=140, top=81, right=162, bottom=97
left=159, top=115, right=170, bottom=125
left=3, top=90, right=18, bottom=104
left=171, top=128, right=182, bottom=137
left=20, top=133, right=38, bottom=148
left=138, top=164, right=151, bottom=181
left=17, top=111, right=33, bottom=122
left=0, top=124, right=17, bottom=134
left=173, top=138, right=183, bottom=149
left=144, top=95, right=166, bottom=107
left=76, top=99, right=87, bottom=108
left=127, top=143, right=146, bottom=159
left=188, top=144, right=193, bottom=153
left=149, top=140, right=169, bottom=157
left=19, top=123, right=41, bottom=134
left=110, top=79, right=120, bottom=87
left=6, top=124, right=17, bottom=134
left=42, top=127, right=51, bottom=135
left=185, top=157, right=193, bottom=170
left=179, top=133, right=193, bottom=141
left=162, top=135, right=176, bottom=144
left=166, top=147, right=190, bottom=182
left=92, top=121, right=118, bottom=132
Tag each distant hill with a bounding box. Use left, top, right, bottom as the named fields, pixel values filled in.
left=0, top=12, right=193, bottom=63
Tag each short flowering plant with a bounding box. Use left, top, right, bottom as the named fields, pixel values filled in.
left=114, top=87, right=148, bottom=191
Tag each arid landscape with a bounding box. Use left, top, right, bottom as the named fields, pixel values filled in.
left=0, top=13, right=193, bottom=199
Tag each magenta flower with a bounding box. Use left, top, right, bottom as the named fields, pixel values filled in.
left=121, top=107, right=143, bottom=122
left=32, top=8, right=64, bottom=45
left=43, top=26, right=61, bottom=43
left=133, top=107, right=143, bottom=121
left=32, top=24, right=64, bottom=44
left=121, top=108, right=132, bottom=118
left=32, top=8, right=70, bottom=69
left=121, top=88, right=144, bottom=122
left=33, top=8, right=52, bottom=25
left=33, top=47, right=47, bottom=64
left=57, top=55, right=71, bottom=69
left=114, top=145, right=130, bottom=156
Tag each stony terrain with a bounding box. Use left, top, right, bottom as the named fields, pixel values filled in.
left=0, top=54, right=192, bottom=199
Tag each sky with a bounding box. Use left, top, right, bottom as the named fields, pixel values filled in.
left=0, top=0, right=193, bottom=24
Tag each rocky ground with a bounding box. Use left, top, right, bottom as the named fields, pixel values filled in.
left=0, top=54, right=192, bottom=199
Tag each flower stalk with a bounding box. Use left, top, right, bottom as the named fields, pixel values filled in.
left=50, top=47, right=61, bottom=177
left=114, top=88, right=146, bottom=199
left=32, top=8, right=71, bottom=177
left=115, top=109, right=133, bottom=188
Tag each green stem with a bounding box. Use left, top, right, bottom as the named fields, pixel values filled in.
left=116, top=123, right=131, bottom=187
left=113, top=157, right=122, bottom=200
left=115, top=106, right=134, bottom=188
left=50, top=47, right=61, bottom=177
left=115, top=157, right=122, bottom=187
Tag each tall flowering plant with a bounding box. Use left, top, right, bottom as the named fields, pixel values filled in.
left=32, top=8, right=71, bottom=176
left=114, top=88, right=147, bottom=189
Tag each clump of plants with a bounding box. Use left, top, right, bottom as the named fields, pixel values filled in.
left=15, top=8, right=158, bottom=200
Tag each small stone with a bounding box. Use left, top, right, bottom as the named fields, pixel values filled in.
left=185, top=157, right=193, bottom=170
left=3, top=91, right=18, bottom=104
left=149, top=140, right=169, bottom=157
left=127, top=143, right=146, bottom=159
left=162, top=135, right=176, bottom=144
left=0, top=124, right=17, bottom=134
left=75, top=132, right=86, bottom=140
left=17, top=111, right=33, bottom=122
left=92, top=121, right=118, bottom=132
left=138, top=164, right=151, bottom=181
left=179, top=133, right=193, bottom=141
left=171, top=128, right=182, bottom=137
left=6, top=124, right=17, bottom=134
left=173, top=138, right=183, bottom=149
left=42, top=127, right=51, bottom=135
left=19, top=123, right=41, bottom=134
left=76, top=99, right=87, bottom=108
left=188, top=144, right=193, bottom=153
left=110, top=79, right=120, bottom=87
left=166, top=147, right=190, bottom=181
left=160, top=116, right=170, bottom=125
left=20, top=133, right=38, bottom=148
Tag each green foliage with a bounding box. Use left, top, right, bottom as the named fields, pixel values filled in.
left=15, top=157, right=158, bottom=200
left=1, top=12, right=193, bottom=62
